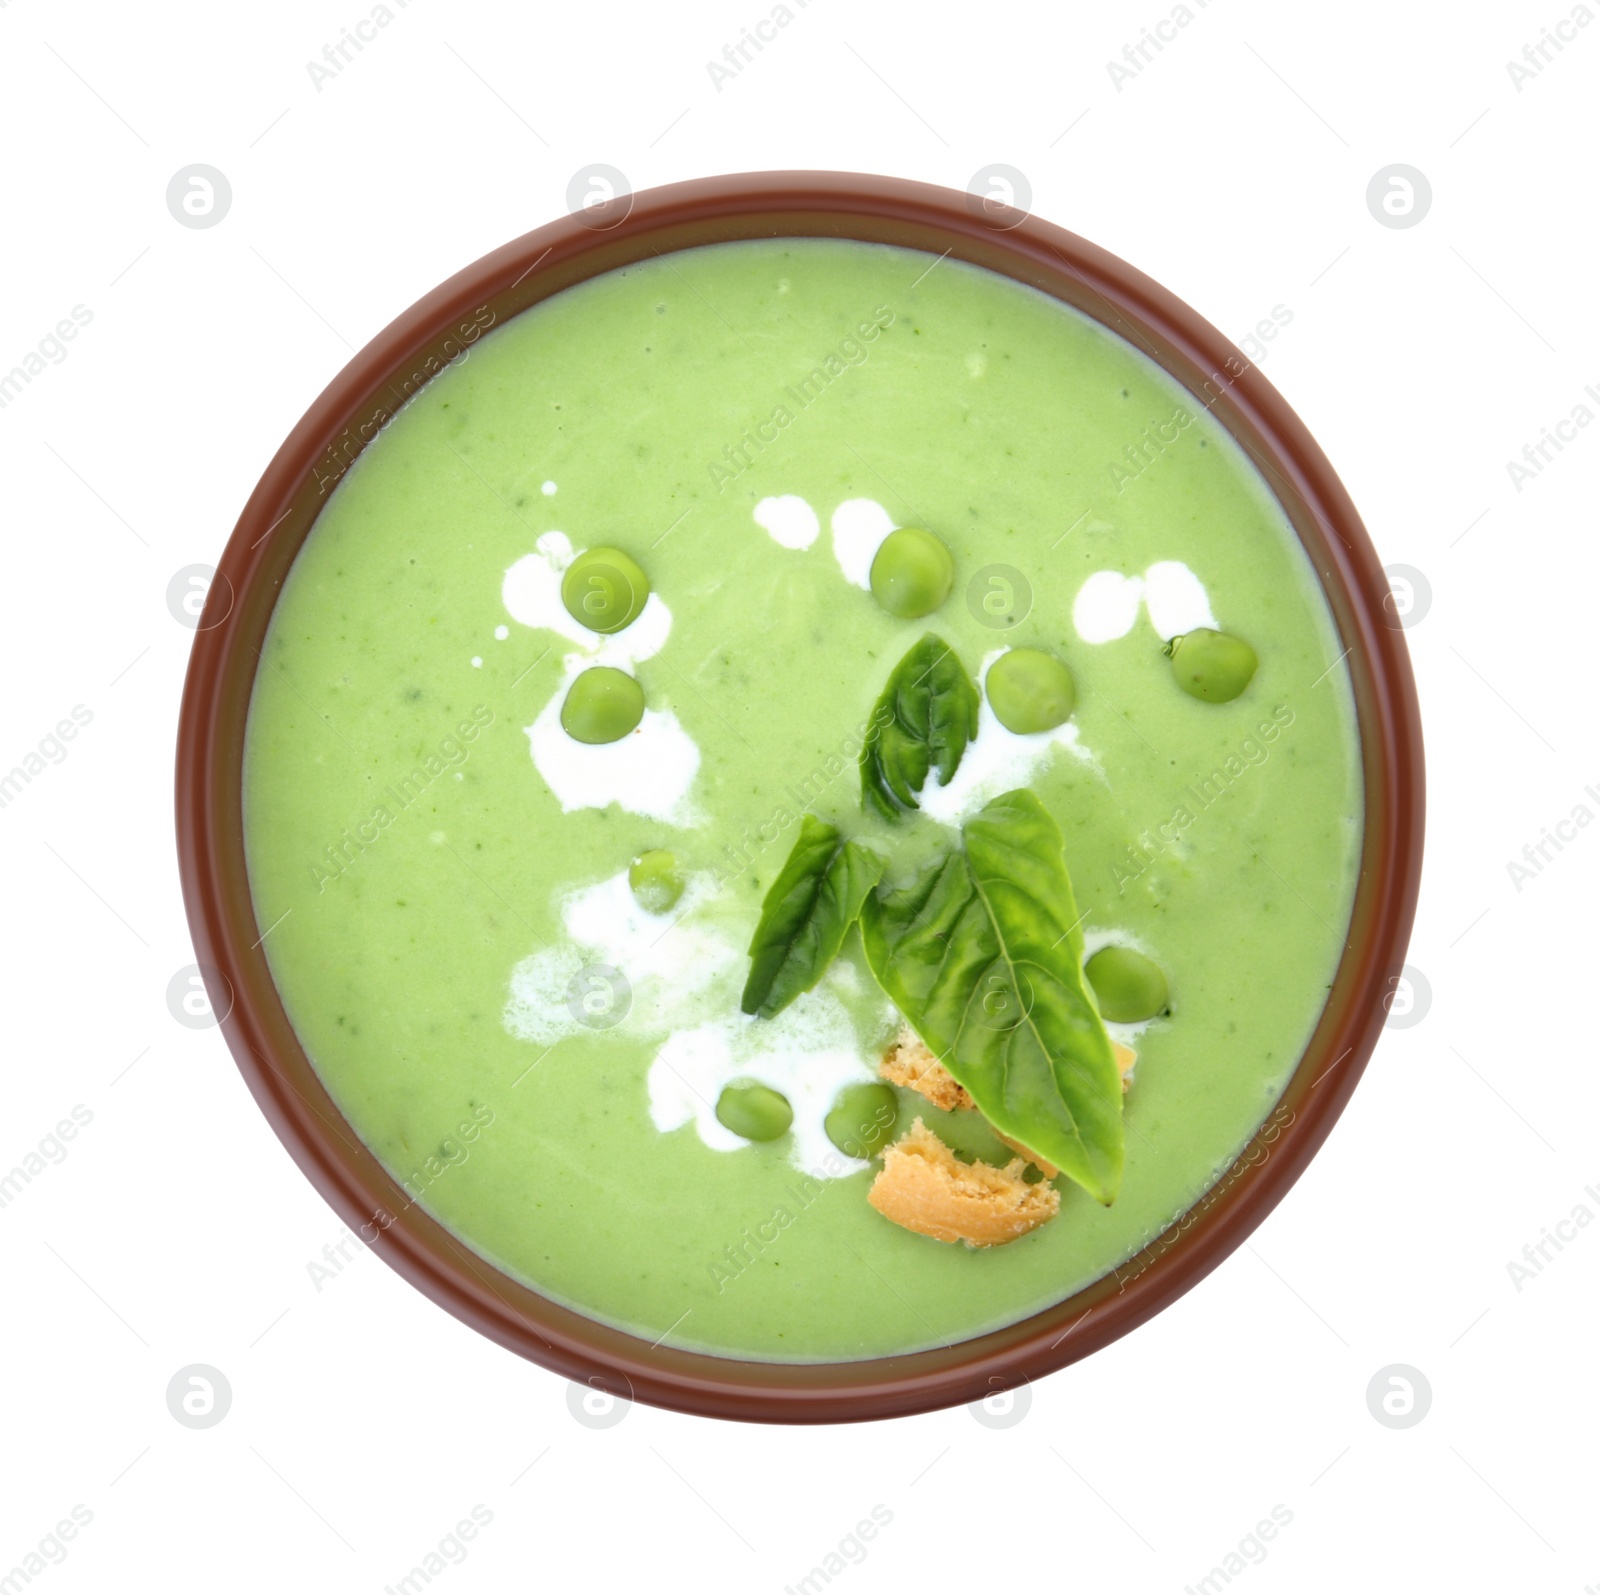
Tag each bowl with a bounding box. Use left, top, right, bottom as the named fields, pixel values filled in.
left=175, top=171, right=1424, bottom=1423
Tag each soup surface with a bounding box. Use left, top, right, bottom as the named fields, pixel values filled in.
left=243, top=238, right=1362, bottom=1361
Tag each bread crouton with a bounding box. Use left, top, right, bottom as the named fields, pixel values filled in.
left=867, top=1118, right=1060, bottom=1248
left=879, top=1027, right=973, bottom=1111
left=1113, top=1040, right=1137, bottom=1091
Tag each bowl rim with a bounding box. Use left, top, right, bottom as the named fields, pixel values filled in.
left=175, top=169, right=1424, bottom=1423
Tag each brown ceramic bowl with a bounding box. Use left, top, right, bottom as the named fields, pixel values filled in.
left=175, top=171, right=1423, bottom=1423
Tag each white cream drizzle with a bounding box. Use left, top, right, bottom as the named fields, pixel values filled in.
left=503, top=870, right=885, bottom=1176
left=917, top=650, right=1100, bottom=826
left=502, top=532, right=700, bottom=823
left=1072, top=561, right=1218, bottom=643
left=753, top=495, right=821, bottom=550
left=830, top=498, right=896, bottom=589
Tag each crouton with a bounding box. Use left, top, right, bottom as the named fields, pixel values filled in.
left=879, top=1027, right=974, bottom=1111
left=867, top=1118, right=1060, bottom=1248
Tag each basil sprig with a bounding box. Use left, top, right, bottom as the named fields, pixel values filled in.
left=740, top=816, right=887, bottom=1020
left=859, top=634, right=979, bottom=821
left=860, top=790, right=1125, bottom=1204
left=740, top=635, right=1125, bottom=1205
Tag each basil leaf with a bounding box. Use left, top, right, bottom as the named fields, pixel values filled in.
left=860, top=789, right=1125, bottom=1203
left=741, top=816, right=887, bottom=1019
left=860, top=634, right=980, bottom=821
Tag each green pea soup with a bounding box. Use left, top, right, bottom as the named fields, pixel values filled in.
left=242, top=238, right=1362, bottom=1362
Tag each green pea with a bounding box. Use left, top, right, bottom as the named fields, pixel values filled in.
left=1086, top=945, right=1170, bottom=1023
left=560, top=546, right=650, bottom=634
left=560, top=667, right=644, bottom=744
left=628, top=849, right=684, bottom=915
left=1165, top=628, right=1257, bottom=703
left=986, top=647, right=1076, bottom=734
left=869, top=527, right=954, bottom=619
left=824, top=1082, right=900, bottom=1159
left=716, top=1081, right=793, bottom=1142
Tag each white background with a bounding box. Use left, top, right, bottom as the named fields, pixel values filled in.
left=1, top=0, right=1595, bottom=1589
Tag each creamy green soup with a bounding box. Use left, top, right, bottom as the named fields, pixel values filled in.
left=242, top=238, right=1361, bottom=1362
